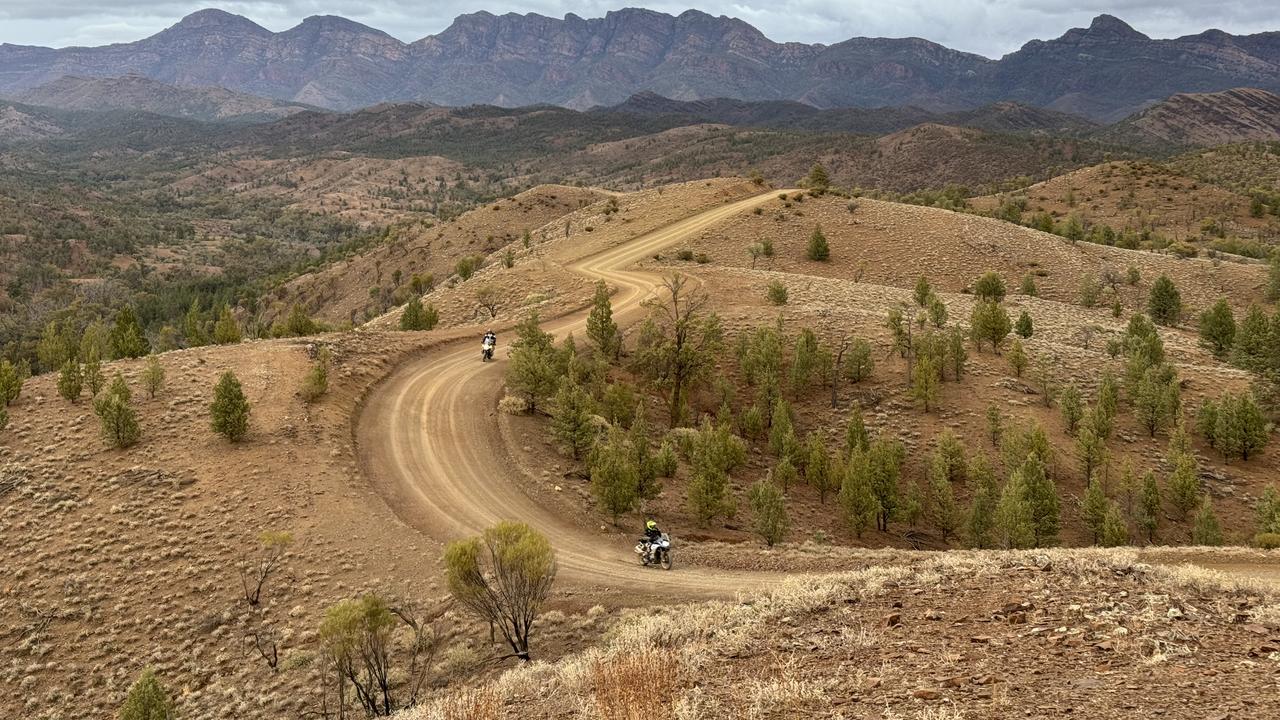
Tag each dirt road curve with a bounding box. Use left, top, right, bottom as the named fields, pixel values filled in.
left=357, top=192, right=787, bottom=599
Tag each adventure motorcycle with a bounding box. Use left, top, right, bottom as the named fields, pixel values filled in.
left=635, top=533, right=673, bottom=570
left=481, top=338, right=495, bottom=362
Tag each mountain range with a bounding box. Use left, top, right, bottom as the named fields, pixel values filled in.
left=2, top=8, right=1279, bottom=120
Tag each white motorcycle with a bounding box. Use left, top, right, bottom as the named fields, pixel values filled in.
left=635, top=533, right=673, bottom=570
left=481, top=338, right=495, bottom=362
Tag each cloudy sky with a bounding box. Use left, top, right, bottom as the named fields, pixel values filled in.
left=0, top=1, right=1271, bottom=58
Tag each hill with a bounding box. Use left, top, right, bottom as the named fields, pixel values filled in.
left=11, top=75, right=316, bottom=122
left=1110, top=88, right=1280, bottom=146
left=2, top=9, right=1279, bottom=118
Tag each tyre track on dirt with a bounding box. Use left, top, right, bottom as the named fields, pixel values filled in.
left=357, top=192, right=790, bottom=598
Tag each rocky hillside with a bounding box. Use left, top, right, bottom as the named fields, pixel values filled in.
left=11, top=75, right=315, bottom=122
left=2, top=9, right=1278, bottom=119
left=1113, top=88, right=1280, bottom=146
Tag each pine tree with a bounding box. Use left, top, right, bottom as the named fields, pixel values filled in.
left=1081, top=476, right=1108, bottom=544
left=586, top=280, right=620, bottom=361
left=971, top=300, right=1012, bottom=352
left=844, top=408, right=870, bottom=457
left=806, top=163, right=831, bottom=193
left=1256, top=485, right=1280, bottom=535
left=1197, top=299, right=1236, bottom=357
left=804, top=433, right=836, bottom=503
left=506, top=312, right=560, bottom=412
left=973, top=272, right=1007, bottom=302
left=910, top=354, right=940, bottom=411
left=1167, top=453, right=1200, bottom=520
left=839, top=451, right=878, bottom=539
left=1192, top=495, right=1223, bottom=546
left=94, top=374, right=140, bottom=449
left=913, top=276, right=933, bottom=307
left=57, top=360, right=83, bottom=402
left=1229, top=304, right=1271, bottom=371
left=1007, top=338, right=1027, bottom=376
left=1059, top=384, right=1083, bottom=434
left=1019, top=455, right=1060, bottom=547
left=1076, top=419, right=1108, bottom=483
left=687, top=424, right=735, bottom=526
left=772, top=456, right=798, bottom=493
left=183, top=300, right=208, bottom=347
left=928, top=296, right=948, bottom=328
left=142, top=355, right=165, bottom=399
left=967, top=455, right=998, bottom=549
left=1267, top=251, right=1280, bottom=302
left=210, top=371, right=251, bottom=442
left=1099, top=502, right=1130, bottom=547
left=995, top=473, right=1035, bottom=549
left=806, top=225, right=830, bottom=261
left=1095, top=372, right=1118, bottom=440
left=0, top=360, right=22, bottom=407
left=748, top=479, right=790, bottom=547
left=119, top=667, right=173, bottom=720
left=1015, top=310, right=1034, bottom=338
left=868, top=439, right=904, bottom=531
left=1213, top=391, right=1269, bottom=462
left=590, top=428, right=640, bottom=524
left=768, top=398, right=796, bottom=458
left=985, top=404, right=1003, bottom=447
left=37, top=319, right=77, bottom=373
left=110, top=306, right=150, bottom=359
left=213, top=306, right=242, bottom=345
left=927, top=464, right=962, bottom=542
left=1147, top=275, right=1182, bottom=325
left=933, top=430, right=968, bottom=485
left=947, top=327, right=967, bottom=379
left=1137, top=472, right=1161, bottom=543
left=299, top=350, right=328, bottom=403
left=400, top=296, right=438, bottom=331
left=550, top=378, right=595, bottom=460
left=790, top=328, right=821, bottom=396
left=83, top=351, right=104, bottom=396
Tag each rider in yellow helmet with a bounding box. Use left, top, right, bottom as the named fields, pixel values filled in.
left=641, top=519, right=662, bottom=563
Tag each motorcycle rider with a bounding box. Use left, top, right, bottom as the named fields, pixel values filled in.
left=481, top=330, right=497, bottom=359
left=641, top=520, right=663, bottom=563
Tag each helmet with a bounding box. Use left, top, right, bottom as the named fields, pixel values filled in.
left=646, top=520, right=657, bottom=530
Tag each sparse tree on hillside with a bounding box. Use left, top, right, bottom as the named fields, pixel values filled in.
left=37, top=319, right=77, bottom=373
left=586, top=281, right=620, bottom=361
left=868, top=439, right=905, bottom=532
left=474, top=284, right=503, bottom=320
left=748, top=479, right=790, bottom=547
left=1079, top=273, right=1102, bottom=308
left=507, top=312, right=561, bottom=412
left=966, top=455, right=998, bottom=549
left=119, top=667, right=173, bottom=720
left=914, top=276, right=933, bottom=307
left=632, top=274, right=722, bottom=427
left=213, top=306, right=242, bottom=345
left=590, top=427, right=641, bottom=524
left=1168, top=452, right=1200, bottom=520
left=1059, top=384, right=1083, bottom=435
left=839, top=449, right=878, bottom=538
left=83, top=351, right=104, bottom=397
left=1148, top=275, right=1182, bottom=326
left=1015, top=310, right=1033, bottom=338
left=1137, top=472, right=1161, bottom=543
left=973, top=272, right=1007, bottom=302
left=551, top=378, right=595, bottom=461
left=1007, top=339, right=1028, bottom=377
left=687, top=420, right=738, bottom=526
left=806, top=225, right=830, bottom=261
left=985, top=404, right=1003, bottom=447
left=1268, top=252, right=1280, bottom=302
left=274, top=304, right=320, bottom=338
left=804, top=433, right=836, bottom=503
left=210, top=370, right=251, bottom=442
left=1076, top=419, right=1108, bottom=483
left=1198, top=299, right=1236, bottom=358
left=1081, top=476, right=1108, bottom=544
left=1019, top=454, right=1060, bottom=547
left=0, top=360, right=23, bottom=407
left=57, top=360, right=83, bottom=402
left=805, top=163, right=830, bottom=193
left=445, top=521, right=556, bottom=662
left=910, top=353, right=940, bottom=411
left=110, top=306, right=150, bottom=359
left=995, top=474, right=1035, bottom=549
left=184, top=300, right=209, bottom=347
left=1099, top=502, right=1130, bottom=547
left=1211, top=391, right=1269, bottom=462
left=94, top=374, right=140, bottom=449
left=971, top=300, right=1012, bottom=352
left=400, top=296, right=438, bottom=331
left=142, top=355, right=165, bottom=399
left=240, top=530, right=293, bottom=607
left=927, top=463, right=962, bottom=542
left=1192, top=495, right=1223, bottom=546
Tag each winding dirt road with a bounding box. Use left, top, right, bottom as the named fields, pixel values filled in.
left=357, top=192, right=787, bottom=598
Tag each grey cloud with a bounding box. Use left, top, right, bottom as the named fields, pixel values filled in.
left=0, top=1, right=1275, bottom=57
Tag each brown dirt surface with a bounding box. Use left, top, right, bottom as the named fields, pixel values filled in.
left=971, top=160, right=1276, bottom=245
left=402, top=551, right=1280, bottom=719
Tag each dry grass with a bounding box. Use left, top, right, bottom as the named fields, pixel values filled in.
left=588, top=649, right=682, bottom=720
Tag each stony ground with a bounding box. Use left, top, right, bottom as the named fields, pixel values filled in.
left=402, top=551, right=1280, bottom=720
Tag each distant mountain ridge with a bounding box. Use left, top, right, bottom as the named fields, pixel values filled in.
left=0, top=9, right=1278, bottom=120
left=11, top=75, right=315, bottom=122
left=1109, top=88, right=1280, bottom=145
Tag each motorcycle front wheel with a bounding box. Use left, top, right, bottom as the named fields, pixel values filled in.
left=659, top=549, right=673, bottom=570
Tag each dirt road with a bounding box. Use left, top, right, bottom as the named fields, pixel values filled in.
left=357, top=192, right=787, bottom=598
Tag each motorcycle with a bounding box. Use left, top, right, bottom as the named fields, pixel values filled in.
left=481, top=338, right=495, bottom=362
left=635, top=533, right=673, bottom=570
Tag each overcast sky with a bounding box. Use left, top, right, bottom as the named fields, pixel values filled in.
left=1, top=1, right=1272, bottom=58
